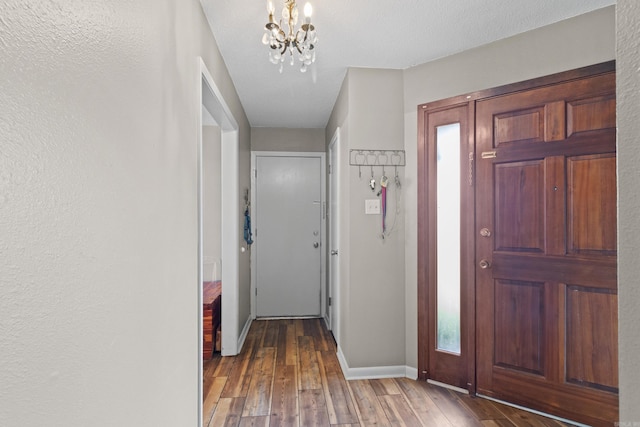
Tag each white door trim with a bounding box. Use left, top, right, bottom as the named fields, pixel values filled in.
left=250, top=151, right=326, bottom=320
left=198, top=57, right=240, bottom=426
left=328, top=128, right=341, bottom=346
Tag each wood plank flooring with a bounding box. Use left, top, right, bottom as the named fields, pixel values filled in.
left=203, top=319, right=572, bottom=427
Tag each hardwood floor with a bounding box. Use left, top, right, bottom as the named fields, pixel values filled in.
left=203, top=319, right=572, bottom=427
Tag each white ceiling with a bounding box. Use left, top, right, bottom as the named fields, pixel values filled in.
left=200, top=0, right=614, bottom=129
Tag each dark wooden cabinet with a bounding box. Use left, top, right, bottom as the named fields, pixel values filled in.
left=203, top=281, right=221, bottom=360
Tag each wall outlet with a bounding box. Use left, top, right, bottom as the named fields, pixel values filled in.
left=365, top=199, right=380, bottom=215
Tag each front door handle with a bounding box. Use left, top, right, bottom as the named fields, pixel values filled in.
left=479, top=259, right=491, bottom=269
left=330, top=250, right=338, bottom=256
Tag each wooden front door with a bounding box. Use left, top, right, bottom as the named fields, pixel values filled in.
left=475, top=71, right=618, bottom=426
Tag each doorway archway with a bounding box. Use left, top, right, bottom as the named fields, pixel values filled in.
left=198, top=57, right=240, bottom=424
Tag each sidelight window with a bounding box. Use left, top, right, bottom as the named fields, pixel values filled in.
left=436, top=123, right=461, bottom=354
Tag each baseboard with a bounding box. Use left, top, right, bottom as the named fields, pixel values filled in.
left=337, top=346, right=416, bottom=380
left=237, top=316, right=253, bottom=353
left=405, top=366, right=418, bottom=380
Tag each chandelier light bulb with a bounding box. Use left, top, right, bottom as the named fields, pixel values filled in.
left=304, top=3, right=312, bottom=18
left=267, top=1, right=275, bottom=14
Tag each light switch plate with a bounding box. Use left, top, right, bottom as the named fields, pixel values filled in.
left=365, top=199, right=380, bottom=214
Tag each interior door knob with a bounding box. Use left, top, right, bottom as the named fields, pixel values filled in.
left=313, top=242, right=319, bottom=248
left=330, top=250, right=338, bottom=256
left=479, top=259, right=491, bottom=269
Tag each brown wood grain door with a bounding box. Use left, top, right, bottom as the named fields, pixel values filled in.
left=418, top=104, right=475, bottom=390
left=475, top=71, right=618, bottom=426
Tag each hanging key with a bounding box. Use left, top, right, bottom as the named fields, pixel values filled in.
left=370, top=166, right=376, bottom=192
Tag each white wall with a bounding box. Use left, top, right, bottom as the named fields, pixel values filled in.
left=616, top=0, right=640, bottom=423
left=402, top=6, right=616, bottom=370
left=203, top=126, right=221, bottom=280
left=0, top=1, right=250, bottom=425
left=252, top=128, right=326, bottom=152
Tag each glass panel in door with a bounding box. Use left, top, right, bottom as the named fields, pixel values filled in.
left=436, top=123, right=461, bottom=354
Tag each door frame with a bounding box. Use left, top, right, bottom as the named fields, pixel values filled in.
left=328, top=128, right=341, bottom=344
left=417, top=61, right=616, bottom=396
left=250, top=151, right=327, bottom=319
left=198, top=58, right=240, bottom=426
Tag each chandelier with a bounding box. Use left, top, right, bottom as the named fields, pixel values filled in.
left=261, top=0, right=317, bottom=73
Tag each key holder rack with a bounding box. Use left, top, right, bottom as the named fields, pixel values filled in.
left=349, top=149, right=406, bottom=168
left=350, top=149, right=406, bottom=179
left=350, top=150, right=405, bottom=240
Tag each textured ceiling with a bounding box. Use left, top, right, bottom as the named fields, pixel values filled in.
left=200, top=0, right=614, bottom=129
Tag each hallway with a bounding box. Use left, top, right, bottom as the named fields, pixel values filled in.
left=203, top=319, right=571, bottom=426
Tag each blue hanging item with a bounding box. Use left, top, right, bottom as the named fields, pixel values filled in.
left=244, top=207, right=253, bottom=245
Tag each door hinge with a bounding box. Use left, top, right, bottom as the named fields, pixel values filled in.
left=329, top=164, right=332, bottom=174
left=254, top=168, right=257, bottom=179
left=255, top=287, right=257, bottom=296
left=328, top=297, right=332, bottom=306
left=468, top=152, right=474, bottom=187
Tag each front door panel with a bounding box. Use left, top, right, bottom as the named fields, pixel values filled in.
left=475, top=72, right=618, bottom=426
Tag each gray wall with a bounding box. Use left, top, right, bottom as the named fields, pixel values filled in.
left=252, top=127, right=326, bottom=152
left=0, top=1, right=251, bottom=425
left=347, top=69, right=405, bottom=368
left=617, top=0, right=640, bottom=423
left=326, top=68, right=406, bottom=369
left=402, top=5, right=616, bottom=370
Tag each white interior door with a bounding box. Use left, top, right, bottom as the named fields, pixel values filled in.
left=255, top=155, right=322, bottom=317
